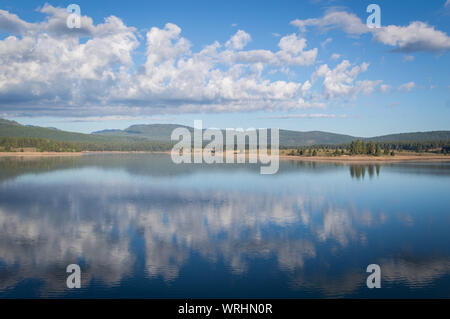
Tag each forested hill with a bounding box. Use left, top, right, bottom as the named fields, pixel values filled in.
left=93, top=124, right=193, bottom=142
left=365, top=131, right=450, bottom=143
left=0, top=118, right=143, bottom=143
left=93, top=123, right=450, bottom=146
left=93, top=124, right=357, bottom=146
left=1, top=118, right=450, bottom=148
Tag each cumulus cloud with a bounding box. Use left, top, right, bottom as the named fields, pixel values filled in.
left=291, top=10, right=450, bottom=53
left=373, top=21, right=450, bottom=53
left=225, top=30, right=251, bottom=50
left=0, top=6, right=326, bottom=116
left=312, top=60, right=382, bottom=99
left=0, top=9, right=36, bottom=34
left=0, top=5, right=138, bottom=112
left=220, top=33, right=318, bottom=67
left=291, top=11, right=369, bottom=35
left=0, top=6, right=384, bottom=117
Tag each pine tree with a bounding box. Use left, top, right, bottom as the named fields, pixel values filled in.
left=368, top=141, right=375, bottom=155
left=375, top=144, right=381, bottom=156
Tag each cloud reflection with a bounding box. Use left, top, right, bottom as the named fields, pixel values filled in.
left=0, top=155, right=449, bottom=297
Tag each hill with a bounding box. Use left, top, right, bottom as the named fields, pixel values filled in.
left=366, top=131, right=450, bottom=143
left=93, top=124, right=193, bottom=142
left=0, top=118, right=143, bottom=143
left=1, top=118, right=450, bottom=148
left=93, top=124, right=357, bottom=146
left=94, top=124, right=450, bottom=146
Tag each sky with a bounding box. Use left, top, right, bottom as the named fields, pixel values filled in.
left=0, top=0, right=449, bottom=136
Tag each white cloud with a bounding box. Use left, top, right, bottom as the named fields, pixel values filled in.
left=291, top=11, right=368, bottom=35
left=445, top=0, right=450, bottom=7
left=373, top=21, right=450, bottom=53
left=331, top=53, right=341, bottom=60
left=0, top=5, right=138, bottom=111
left=225, top=30, right=251, bottom=50
left=0, top=9, right=35, bottom=34
left=312, top=60, right=380, bottom=99
left=291, top=11, right=450, bottom=53
left=398, top=82, right=416, bottom=92
left=0, top=6, right=384, bottom=117
left=301, top=80, right=312, bottom=94
left=0, top=7, right=322, bottom=116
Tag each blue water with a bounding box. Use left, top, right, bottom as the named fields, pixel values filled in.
left=0, top=154, right=449, bottom=298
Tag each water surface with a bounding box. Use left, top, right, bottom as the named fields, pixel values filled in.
left=0, top=154, right=449, bottom=298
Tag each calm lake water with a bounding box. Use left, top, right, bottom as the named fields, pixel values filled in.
left=0, top=154, right=449, bottom=298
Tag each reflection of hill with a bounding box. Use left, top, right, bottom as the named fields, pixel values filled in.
left=2, top=155, right=450, bottom=184
left=381, top=162, right=450, bottom=177
left=0, top=154, right=347, bottom=182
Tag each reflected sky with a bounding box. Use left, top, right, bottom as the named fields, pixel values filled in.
left=0, top=155, right=449, bottom=298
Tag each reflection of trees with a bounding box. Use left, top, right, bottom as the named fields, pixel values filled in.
left=0, top=155, right=376, bottom=183
left=349, top=164, right=381, bottom=179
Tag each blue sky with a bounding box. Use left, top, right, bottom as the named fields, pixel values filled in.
left=0, top=0, right=449, bottom=136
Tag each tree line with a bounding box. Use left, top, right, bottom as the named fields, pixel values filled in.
left=0, top=137, right=81, bottom=152
left=2, top=136, right=449, bottom=155
left=0, top=136, right=174, bottom=152
left=285, top=139, right=450, bottom=157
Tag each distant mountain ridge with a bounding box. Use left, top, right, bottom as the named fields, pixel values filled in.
left=0, top=118, right=146, bottom=144
left=366, top=131, right=450, bottom=143
left=93, top=124, right=193, bottom=142
left=1, top=118, right=450, bottom=147
left=92, top=124, right=357, bottom=146
left=92, top=123, right=450, bottom=146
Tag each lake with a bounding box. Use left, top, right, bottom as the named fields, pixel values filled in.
left=0, top=154, right=449, bottom=298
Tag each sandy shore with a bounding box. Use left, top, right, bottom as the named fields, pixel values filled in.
left=82, top=151, right=170, bottom=154
left=279, top=154, right=450, bottom=163
left=0, top=152, right=83, bottom=157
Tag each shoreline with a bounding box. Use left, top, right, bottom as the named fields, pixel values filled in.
left=82, top=151, right=171, bottom=154
left=279, top=154, right=450, bottom=163
left=0, top=151, right=449, bottom=163
left=0, top=151, right=84, bottom=157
